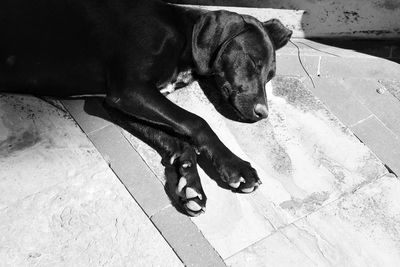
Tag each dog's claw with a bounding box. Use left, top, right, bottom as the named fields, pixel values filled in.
left=182, top=162, right=191, bottom=168
left=229, top=176, right=246, bottom=189
left=186, top=187, right=199, bottom=199
left=185, top=200, right=202, bottom=212
left=229, top=181, right=241, bottom=188
left=170, top=154, right=179, bottom=165
left=241, top=187, right=255, bottom=193
left=177, top=177, right=187, bottom=193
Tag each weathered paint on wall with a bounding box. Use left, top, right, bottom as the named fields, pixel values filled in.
left=168, top=0, right=400, bottom=38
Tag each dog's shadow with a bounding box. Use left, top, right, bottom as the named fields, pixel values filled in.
left=81, top=88, right=237, bottom=214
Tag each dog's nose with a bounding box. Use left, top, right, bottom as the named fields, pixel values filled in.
left=254, top=103, right=268, bottom=119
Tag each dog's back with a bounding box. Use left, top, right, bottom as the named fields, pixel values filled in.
left=0, top=0, right=182, bottom=96
left=0, top=0, right=101, bottom=95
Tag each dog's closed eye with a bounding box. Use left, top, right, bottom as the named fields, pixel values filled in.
left=248, top=54, right=262, bottom=72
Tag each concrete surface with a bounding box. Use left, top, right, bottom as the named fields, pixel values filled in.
left=126, top=76, right=390, bottom=261
left=120, top=39, right=400, bottom=264
left=0, top=95, right=182, bottom=266
left=1, top=39, right=400, bottom=266
left=169, top=0, right=400, bottom=38
left=227, top=173, right=400, bottom=266
left=61, top=99, right=228, bottom=267
left=283, top=39, right=400, bottom=175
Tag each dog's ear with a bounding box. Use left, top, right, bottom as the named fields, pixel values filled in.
left=263, top=19, right=292, bottom=50
left=192, top=10, right=245, bottom=75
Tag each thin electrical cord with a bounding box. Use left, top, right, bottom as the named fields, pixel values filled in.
left=295, top=41, right=340, bottom=57
left=290, top=40, right=315, bottom=88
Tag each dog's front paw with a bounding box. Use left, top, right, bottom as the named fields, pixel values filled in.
left=175, top=176, right=206, bottom=216
left=166, top=151, right=207, bottom=217
left=216, top=155, right=261, bottom=193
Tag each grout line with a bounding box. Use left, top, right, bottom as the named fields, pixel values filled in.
left=339, top=80, right=400, bottom=139
left=225, top=228, right=317, bottom=265
left=85, top=123, right=112, bottom=136
left=151, top=207, right=227, bottom=266
left=278, top=224, right=328, bottom=265
left=224, top=231, right=278, bottom=261
left=317, top=56, right=322, bottom=76
left=79, top=119, right=223, bottom=266
left=279, top=171, right=392, bottom=232
left=277, top=226, right=321, bottom=265
left=349, top=105, right=400, bottom=140
left=149, top=204, right=173, bottom=219
left=86, top=124, right=173, bottom=217
left=118, top=128, right=168, bottom=187
left=232, top=168, right=397, bottom=264
left=349, top=114, right=375, bottom=127
left=81, top=125, right=187, bottom=264
left=369, top=113, right=400, bottom=140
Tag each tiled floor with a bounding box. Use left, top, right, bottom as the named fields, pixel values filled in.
left=1, top=39, right=400, bottom=266
left=0, top=96, right=182, bottom=266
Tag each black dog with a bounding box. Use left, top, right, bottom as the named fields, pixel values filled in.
left=0, top=0, right=292, bottom=216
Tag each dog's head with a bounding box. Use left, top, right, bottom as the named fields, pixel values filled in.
left=192, top=11, right=292, bottom=122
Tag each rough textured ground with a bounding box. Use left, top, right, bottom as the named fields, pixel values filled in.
left=124, top=78, right=398, bottom=264
left=0, top=95, right=182, bottom=266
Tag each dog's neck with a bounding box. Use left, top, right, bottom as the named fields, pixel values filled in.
left=168, top=4, right=205, bottom=71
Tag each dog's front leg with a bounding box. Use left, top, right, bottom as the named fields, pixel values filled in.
left=106, top=84, right=261, bottom=193
left=103, top=103, right=206, bottom=216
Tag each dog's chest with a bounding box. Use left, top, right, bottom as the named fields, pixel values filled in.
left=158, top=69, right=194, bottom=95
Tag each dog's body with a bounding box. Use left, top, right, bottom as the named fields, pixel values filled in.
left=0, top=0, right=196, bottom=95
left=0, top=0, right=292, bottom=216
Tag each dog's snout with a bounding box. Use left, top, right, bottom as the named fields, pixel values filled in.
left=254, top=103, right=268, bottom=119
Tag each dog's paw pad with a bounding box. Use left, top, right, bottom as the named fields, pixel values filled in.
left=181, top=161, right=192, bottom=168
left=229, top=177, right=245, bottom=189
left=175, top=176, right=206, bottom=216
left=238, top=179, right=262, bottom=193
left=240, top=186, right=256, bottom=193
left=176, top=176, right=187, bottom=193
left=228, top=176, right=261, bottom=193
left=186, top=187, right=202, bottom=200
left=185, top=200, right=202, bottom=212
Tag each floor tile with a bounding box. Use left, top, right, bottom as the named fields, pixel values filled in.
left=151, top=206, right=226, bottom=267
left=62, top=98, right=111, bottom=134
left=127, top=78, right=388, bottom=258
left=0, top=164, right=182, bottom=267
left=225, top=231, right=316, bottom=267
left=0, top=95, right=182, bottom=266
left=281, top=174, right=400, bottom=267
left=88, top=124, right=171, bottom=217
left=351, top=115, right=400, bottom=175
left=318, top=56, right=400, bottom=79
left=122, top=96, right=276, bottom=260
left=303, top=77, right=373, bottom=126
left=279, top=39, right=392, bottom=58
left=343, top=78, right=400, bottom=136
left=276, top=54, right=320, bottom=77
left=124, top=126, right=276, bottom=259
left=0, top=95, right=99, bottom=209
